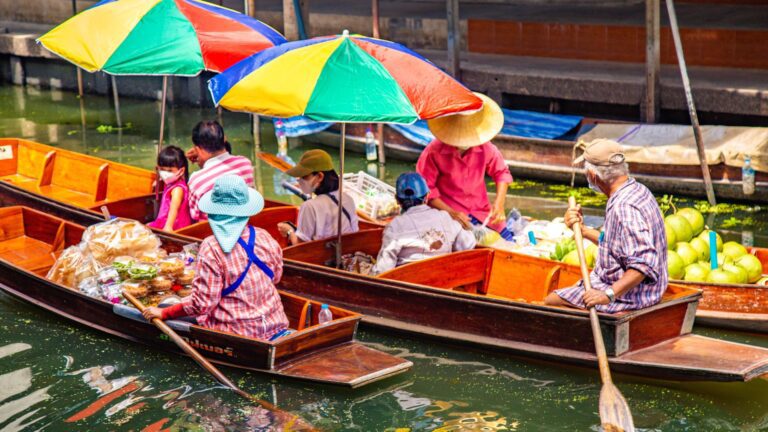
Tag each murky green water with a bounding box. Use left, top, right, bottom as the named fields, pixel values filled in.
left=1, top=84, right=768, bottom=431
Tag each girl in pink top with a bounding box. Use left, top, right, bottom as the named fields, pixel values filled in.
left=148, top=146, right=193, bottom=231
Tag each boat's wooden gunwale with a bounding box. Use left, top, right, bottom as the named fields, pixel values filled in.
left=282, top=254, right=700, bottom=325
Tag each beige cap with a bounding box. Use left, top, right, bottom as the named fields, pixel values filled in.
left=285, top=149, right=335, bottom=177
left=427, top=93, right=503, bottom=148
left=573, top=139, right=626, bottom=166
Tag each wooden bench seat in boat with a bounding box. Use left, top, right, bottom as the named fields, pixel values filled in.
left=0, top=138, right=154, bottom=209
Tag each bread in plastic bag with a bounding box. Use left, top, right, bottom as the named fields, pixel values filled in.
left=82, top=219, right=162, bottom=266
left=47, top=245, right=101, bottom=288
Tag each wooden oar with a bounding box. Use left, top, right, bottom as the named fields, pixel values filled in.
left=568, top=196, right=635, bottom=432
left=122, top=292, right=315, bottom=431
left=257, top=151, right=294, bottom=173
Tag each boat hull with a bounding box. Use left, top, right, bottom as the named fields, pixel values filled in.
left=278, top=261, right=768, bottom=382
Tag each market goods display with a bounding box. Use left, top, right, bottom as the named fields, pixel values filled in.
left=46, top=219, right=199, bottom=304
left=664, top=207, right=767, bottom=286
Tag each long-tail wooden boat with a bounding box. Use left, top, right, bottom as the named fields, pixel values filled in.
left=274, top=229, right=768, bottom=381
left=303, top=123, right=768, bottom=203
left=0, top=206, right=411, bottom=388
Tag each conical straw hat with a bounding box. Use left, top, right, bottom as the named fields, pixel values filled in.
left=427, top=92, right=503, bottom=148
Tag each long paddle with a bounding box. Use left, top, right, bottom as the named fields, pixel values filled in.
left=122, top=292, right=315, bottom=431
left=568, top=196, right=635, bottom=432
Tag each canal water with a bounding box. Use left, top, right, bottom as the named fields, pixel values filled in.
left=0, top=84, right=767, bottom=431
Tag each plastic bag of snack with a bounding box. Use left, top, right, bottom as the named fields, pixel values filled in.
left=127, top=263, right=158, bottom=281
left=77, top=276, right=101, bottom=298
left=175, top=267, right=195, bottom=286
left=157, top=257, right=184, bottom=277
left=82, top=219, right=162, bottom=266
left=122, top=280, right=149, bottom=298
left=47, top=245, right=101, bottom=288
left=138, top=249, right=168, bottom=264
left=111, top=256, right=135, bottom=278
left=149, top=275, right=173, bottom=292
left=182, top=243, right=199, bottom=266
left=340, top=252, right=376, bottom=276
left=101, top=283, right=123, bottom=304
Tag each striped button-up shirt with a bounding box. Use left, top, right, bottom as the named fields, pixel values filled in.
left=180, top=227, right=289, bottom=340
left=556, top=178, right=668, bottom=313
left=188, top=153, right=255, bottom=221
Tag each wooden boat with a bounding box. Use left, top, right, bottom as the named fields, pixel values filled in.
left=0, top=138, right=156, bottom=209
left=303, top=123, right=768, bottom=203
left=0, top=206, right=411, bottom=388
left=274, top=228, right=768, bottom=381
left=3, top=154, right=768, bottom=338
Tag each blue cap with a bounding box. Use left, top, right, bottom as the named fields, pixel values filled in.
left=396, top=172, right=429, bottom=200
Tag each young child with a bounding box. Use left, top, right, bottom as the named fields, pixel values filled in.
left=148, top=146, right=193, bottom=231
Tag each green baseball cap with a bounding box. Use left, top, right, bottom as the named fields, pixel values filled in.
left=285, top=149, right=335, bottom=177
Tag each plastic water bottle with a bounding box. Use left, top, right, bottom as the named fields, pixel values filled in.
left=365, top=128, right=378, bottom=162
left=276, top=120, right=288, bottom=156
left=742, top=155, right=755, bottom=196
left=318, top=304, right=332, bottom=325
left=273, top=120, right=295, bottom=196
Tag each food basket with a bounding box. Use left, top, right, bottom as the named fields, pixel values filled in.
left=342, top=171, right=400, bottom=221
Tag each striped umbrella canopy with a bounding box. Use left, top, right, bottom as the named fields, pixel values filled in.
left=208, top=30, right=483, bottom=123
left=38, top=0, right=286, bottom=76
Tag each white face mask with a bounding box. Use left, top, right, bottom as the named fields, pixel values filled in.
left=158, top=169, right=183, bottom=184
left=297, top=176, right=317, bottom=195
left=587, top=172, right=602, bottom=194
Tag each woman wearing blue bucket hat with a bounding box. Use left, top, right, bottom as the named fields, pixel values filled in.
left=142, top=175, right=290, bottom=341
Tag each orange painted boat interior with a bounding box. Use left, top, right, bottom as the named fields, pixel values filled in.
left=283, top=228, right=697, bottom=308
left=0, top=205, right=358, bottom=334
left=0, top=138, right=155, bottom=209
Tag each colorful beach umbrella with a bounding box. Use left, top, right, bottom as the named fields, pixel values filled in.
left=38, top=0, right=286, bottom=76
left=209, top=30, right=483, bottom=266
left=38, top=0, right=286, bottom=152
left=208, top=30, right=483, bottom=124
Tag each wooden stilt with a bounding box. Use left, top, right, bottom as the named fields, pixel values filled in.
left=644, top=0, right=660, bottom=123
left=665, top=0, right=716, bottom=205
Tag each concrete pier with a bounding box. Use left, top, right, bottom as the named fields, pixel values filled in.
left=1, top=0, right=766, bottom=123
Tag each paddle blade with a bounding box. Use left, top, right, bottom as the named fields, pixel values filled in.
left=599, top=383, right=635, bottom=432
left=257, top=152, right=294, bottom=172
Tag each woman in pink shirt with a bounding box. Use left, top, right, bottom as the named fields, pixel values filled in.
left=416, top=93, right=513, bottom=232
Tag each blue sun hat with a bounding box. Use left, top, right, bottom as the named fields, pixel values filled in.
left=199, top=175, right=264, bottom=253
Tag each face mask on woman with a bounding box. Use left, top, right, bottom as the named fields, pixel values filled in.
left=298, top=175, right=317, bottom=195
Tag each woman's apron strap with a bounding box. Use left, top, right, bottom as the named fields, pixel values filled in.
left=221, top=226, right=275, bottom=297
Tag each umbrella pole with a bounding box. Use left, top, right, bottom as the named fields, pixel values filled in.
left=111, top=76, right=122, bottom=128
left=158, top=76, right=168, bottom=154
left=336, top=123, right=346, bottom=268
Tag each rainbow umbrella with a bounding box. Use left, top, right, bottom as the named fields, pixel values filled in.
left=209, top=30, right=481, bottom=123
left=209, top=30, right=483, bottom=264
left=38, top=0, right=286, bottom=146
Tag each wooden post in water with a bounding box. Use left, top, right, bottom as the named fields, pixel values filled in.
left=72, top=0, right=84, bottom=98
left=372, top=0, right=386, bottom=165
left=665, top=0, right=716, bottom=205
left=283, top=0, right=310, bottom=41
left=158, top=76, right=168, bottom=152
left=111, top=76, right=122, bottom=128
left=244, top=0, right=261, bottom=150
left=446, top=0, right=461, bottom=80
left=644, top=0, right=660, bottom=123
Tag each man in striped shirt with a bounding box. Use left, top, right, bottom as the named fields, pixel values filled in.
left=186, top=121, right=255, bottom=221
left=545, top=139, right=668, bottom=313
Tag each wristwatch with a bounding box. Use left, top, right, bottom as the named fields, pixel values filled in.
left=605, top=288, right=616, bottom=302
left=285, top=229, right=293, bottom=238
